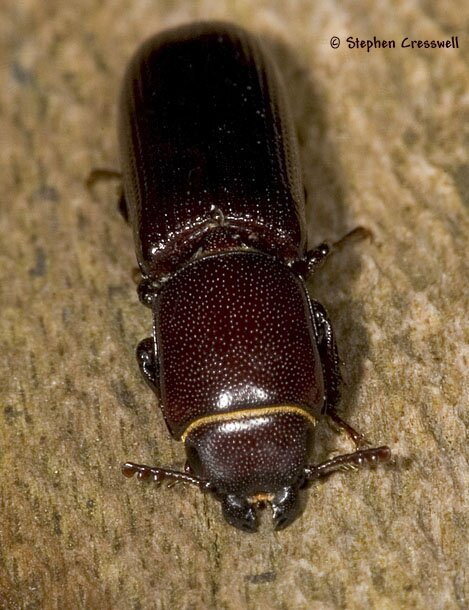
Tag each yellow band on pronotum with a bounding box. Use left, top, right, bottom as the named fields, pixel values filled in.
left=181, top=405, right=317, bottom=442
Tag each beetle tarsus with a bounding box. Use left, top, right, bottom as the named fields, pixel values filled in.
left=85, top=168, right=129, bottom=222
left=118, top=191, right=129, bottom=222
left=86, top=168, right=121, bottom=190
left=331, top=226, right=373, bottom=251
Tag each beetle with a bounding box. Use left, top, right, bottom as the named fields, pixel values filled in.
left=118, top=21, right=390, bottom=531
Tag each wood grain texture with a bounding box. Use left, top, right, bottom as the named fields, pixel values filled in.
left=1, top=1, right=467, bottom=609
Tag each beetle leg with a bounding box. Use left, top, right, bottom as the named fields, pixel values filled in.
left=85, top=168, right=129, bottom=222
left=310, top=299, right=341, bottom=411
left=299, top=226, right=373, bottom=277
left=331, top=226, right=372, bottom=249
left=304, top=242, right=331, bottom=274
left=136, top=337, right=160, bottom=395
left=137, top=278, right=160, bottom=308
left=304, top=446, right=391, bottom=482
left=311, top=299, right=370, bottom=448
left=327, top=410, right=371, bottom=448
left=122, top=462, right=212, bottom=491
left=85, top=167, right=121, bottom=189
left=118, top=191, right=129, bottom=222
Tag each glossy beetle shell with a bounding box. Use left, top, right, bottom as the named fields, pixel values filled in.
left=154, top=251, right=323, bottom=439
left=119, top=21, right=306, bottom=280
left=119, top=21, right=391, bottom=531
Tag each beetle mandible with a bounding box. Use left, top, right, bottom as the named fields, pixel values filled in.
left=117, top=21, right=391, bottom=531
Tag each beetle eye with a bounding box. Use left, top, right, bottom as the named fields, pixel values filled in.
left=221, top=495, right=258, bottom=532
left=271, top=486, right=300, bottom=530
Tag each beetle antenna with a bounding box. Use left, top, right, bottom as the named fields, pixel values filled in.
left=304, top=446, right=391, bottom=482
left=122, top=462, right=212, bottom=491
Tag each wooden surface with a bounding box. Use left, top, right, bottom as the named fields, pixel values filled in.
left=1, top=1, right=468, bottom=609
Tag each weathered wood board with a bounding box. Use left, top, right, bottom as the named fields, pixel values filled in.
left=1, top=1, right=467, bottom=608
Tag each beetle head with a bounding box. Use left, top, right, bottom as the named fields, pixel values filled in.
left=184, top=410, right=312, bottom=531
left=216, top=485, right=301, bottom=532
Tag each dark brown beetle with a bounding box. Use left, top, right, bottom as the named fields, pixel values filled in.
left=118, top=21, right=390, bottom=531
